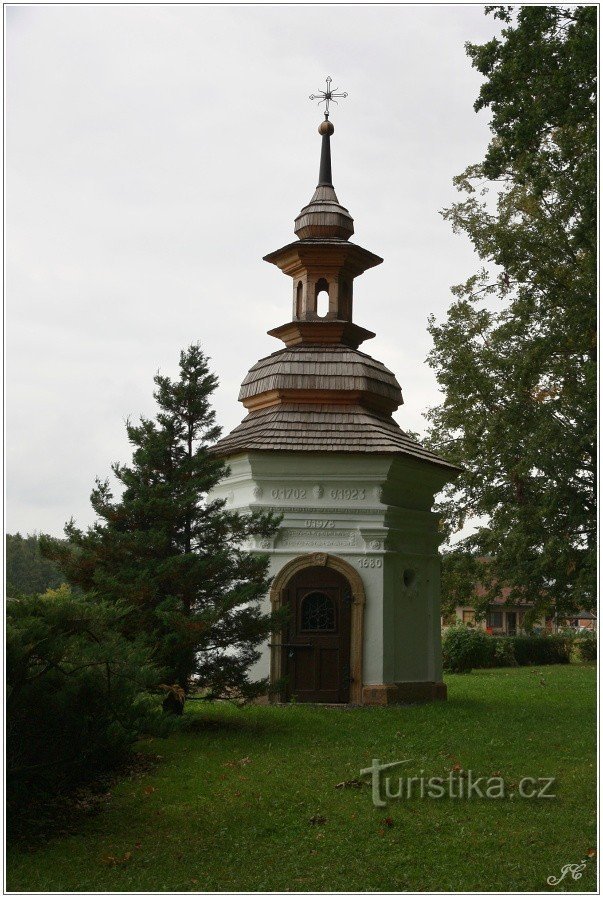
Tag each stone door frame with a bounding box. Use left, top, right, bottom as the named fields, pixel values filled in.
left=270, top=552, right=366, bottom=704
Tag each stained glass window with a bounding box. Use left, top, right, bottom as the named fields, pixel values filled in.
left=301, top=591, right=335, bottom=631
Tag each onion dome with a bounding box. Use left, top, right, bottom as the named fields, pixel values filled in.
left=294, top=119, right=354, bottom=240
left=238, top=346, right=402, bottom=415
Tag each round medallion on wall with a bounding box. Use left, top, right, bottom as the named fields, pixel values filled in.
left=312, top=484, right=324, bottom=499
left=253, top=485, right=264, bottom=500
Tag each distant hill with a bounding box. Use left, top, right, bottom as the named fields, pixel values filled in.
left=6, top=533, right=66, bottom=596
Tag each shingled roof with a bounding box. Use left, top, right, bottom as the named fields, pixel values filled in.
left=212, top=403, right=459, bottom=471
left=238, top=345, right=402, bottom=412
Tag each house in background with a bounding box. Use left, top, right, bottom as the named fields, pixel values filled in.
left=557, top=611, right=597, bottom=632
left=454, top=583, right=537, bottom=635
left=451, top=583, right=597, bottom=635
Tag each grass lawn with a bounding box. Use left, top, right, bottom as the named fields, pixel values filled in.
left=7, top=664, right=596, bottom=892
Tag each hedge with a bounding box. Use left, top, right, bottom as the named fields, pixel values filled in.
left=575, top=631, right=597, bottom=662
left=442, top=625, right=573, bottom=673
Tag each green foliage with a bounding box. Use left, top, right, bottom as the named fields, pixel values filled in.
left=440, top=550, right=484, bottom=617
left=42, top=344, right=281, bottom=700
left=575, top=631, right=597, bottom=662
left=7, top=586, right=161, bottom=821
left=443, top=625, right=573, bottom=671
left=492, top=637, right=517, bottom=668
left=426, top=6, right=596, bottom=621
left=6, top=533, right=66, bottom=596
left=512, top=634, right=572, bottom=666
left=442, top=625, right=492, bottom=672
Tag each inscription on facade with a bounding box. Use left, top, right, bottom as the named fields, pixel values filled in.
left=269, top=486, right=369, bottom=502
left=278, top=529, right=356, bottom=549
left=305, top=519, right=335, bottom=529
left=329, top=488, right=366, bottom=500
left=271, top=487, right=307, bottom=499
left=358, top=557, right=383, bottom=568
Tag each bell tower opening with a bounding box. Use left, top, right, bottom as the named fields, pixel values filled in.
left=315, top=278, right=329, bottom=318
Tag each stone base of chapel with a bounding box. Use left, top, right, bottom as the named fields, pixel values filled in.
left=362, top=682, right=447, bottom=705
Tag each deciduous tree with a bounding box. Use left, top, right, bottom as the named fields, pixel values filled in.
left=426, top=6, right=596, bottom=620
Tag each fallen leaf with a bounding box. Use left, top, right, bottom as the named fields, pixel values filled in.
left=382, top=816, right=394, bottom=828
left=143, top=786, right=155, bottom=796
left=587, top=848, right=596, bottom=858
left=309, top=814, right=327, bottom=825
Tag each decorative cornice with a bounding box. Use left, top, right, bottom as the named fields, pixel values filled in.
left=267, top=319, right=375, bottom=349
left=263, top=239, right=383, bottom=278
left=241, top=387, right=399, bottom=415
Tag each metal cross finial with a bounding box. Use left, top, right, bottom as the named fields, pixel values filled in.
left=309, top=76, right=348, bottom=118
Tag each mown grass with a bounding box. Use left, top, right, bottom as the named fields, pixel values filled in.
left=7, top=664, right=596, bottom=892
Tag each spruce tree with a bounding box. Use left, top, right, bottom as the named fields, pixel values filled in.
left=43, top=345, right=280, bottom=701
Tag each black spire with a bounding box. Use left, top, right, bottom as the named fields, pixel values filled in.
left=318, top=118, right=334, bottom=187
left=309, top=77, right=347, bottom=188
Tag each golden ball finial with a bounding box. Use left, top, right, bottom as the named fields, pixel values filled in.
left=318, top=119, right=334, bottom=136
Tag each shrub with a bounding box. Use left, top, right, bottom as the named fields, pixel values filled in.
left=492, top=637, right=518, bottom=667
left=7, top=587, right=162, bottom=827
left=442, top=628, right=575, bottom=672
left=575, top=632, right=597, bottom=662
left=442, top=625, right=493, bottom=673
left=511, top=634, right=572, bottom=666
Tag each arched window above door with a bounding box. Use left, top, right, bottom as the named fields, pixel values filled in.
left=301, top=591, right=335, bottom=631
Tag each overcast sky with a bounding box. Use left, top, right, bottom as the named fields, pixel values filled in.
left=6, top=4, right=501, bottom=537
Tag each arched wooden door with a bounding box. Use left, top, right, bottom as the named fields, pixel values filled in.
left=281, top=565, right=351, bottom=703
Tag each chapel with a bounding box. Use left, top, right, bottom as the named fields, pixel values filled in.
left=212, top=81, right=460, bottom=704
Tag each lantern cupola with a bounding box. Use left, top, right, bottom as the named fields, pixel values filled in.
left=264, top=110, right=382, bottom=350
